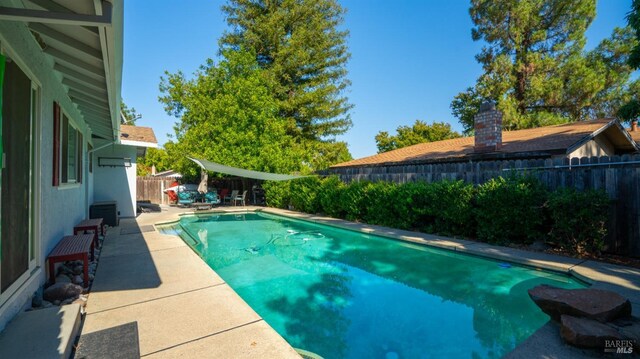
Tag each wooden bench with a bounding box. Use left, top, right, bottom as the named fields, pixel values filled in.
left=73, top=218, right=105, bottom=249
left=48, top=234, right=94, bottom=287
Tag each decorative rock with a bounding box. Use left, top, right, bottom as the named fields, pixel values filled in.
left=32, top=293, right=43, bottom=308
left=42, top=301, right=53, bottom=308
left=89, top=274, right=95, bottom=281
left=73, top=265, right=84, bottom=275
left=72, top=275, right=84, bottom=285
left=61, top=298, right=74, bottom=305
left=43, top=282, right=83, bottom=303
left=560, top=315, right=624, bottom=348
left=72, top=296, right=88, bottom=307
left=56, top=274, right=72, bottom=283
left=528, top=285, right=632, bottom=322
left=53, top=300, right=61, bottom=306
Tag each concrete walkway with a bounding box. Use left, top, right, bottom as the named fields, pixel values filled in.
left=79, top=206, right=300, bottom=358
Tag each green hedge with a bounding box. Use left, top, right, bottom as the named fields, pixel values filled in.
left=264, top=175, right=610, bottom=255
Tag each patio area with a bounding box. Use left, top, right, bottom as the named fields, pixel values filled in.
left=74, top=205, right=640, bottom=358
left=77, top=206, right=299, bottom=358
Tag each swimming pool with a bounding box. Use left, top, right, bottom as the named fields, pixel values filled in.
left=160, top=212, right=585, bottom=358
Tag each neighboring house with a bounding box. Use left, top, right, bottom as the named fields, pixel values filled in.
left=93, top=124, right=157, bottom=218
left=0, top=0, right=131, bottom=330
left=627, top=121, right=640, bottom=145
left=331, top=104, right=639, bottom=170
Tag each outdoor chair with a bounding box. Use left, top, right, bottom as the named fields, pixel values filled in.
left=205, top=191, right=221, bottom=204
left=224, top=190, right=238, bottom=205
left=233, top=190, right=247, bottom=206
left=177, top=191, right=195, bottom=207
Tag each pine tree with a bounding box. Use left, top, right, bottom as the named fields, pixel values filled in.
left=219, top=0, right=353, bottom=141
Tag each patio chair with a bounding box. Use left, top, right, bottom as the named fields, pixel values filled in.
left=224, top=190, right=238, bottom=205
left=177, top=191, right=195, bottom=207
left=233, top=190, right=247, bottom=206
left=205, top=191, right=220, bottom=204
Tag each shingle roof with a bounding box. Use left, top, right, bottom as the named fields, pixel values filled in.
left=332, top=119, right=616, bottom=168
left=120, top=125, right=158, bottom=144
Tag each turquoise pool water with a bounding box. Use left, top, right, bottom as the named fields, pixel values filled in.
left=160, top=212, right=585, bottom=359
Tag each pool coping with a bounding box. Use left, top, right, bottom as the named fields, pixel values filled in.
left=156, top=206, right=640, bottom=356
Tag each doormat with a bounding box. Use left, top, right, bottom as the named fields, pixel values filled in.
left=75, top=321, right=139, bottom=359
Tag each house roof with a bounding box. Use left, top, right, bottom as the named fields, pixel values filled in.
left=627, top=128, right=640, bottom=143
left=332, top=119, right=638, bottom=168
left=120, top=125, right=158, bottom=147
left=2, top=0, right=124, bottom=140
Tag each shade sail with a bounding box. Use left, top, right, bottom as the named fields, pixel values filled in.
left=189, top=158, right=308, bottom=181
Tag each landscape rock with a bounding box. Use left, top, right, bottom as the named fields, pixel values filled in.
left=528, top=285, right=632, bottom=322
left=56, top=274, right=72, bottom=283
left=73, top=265, right=84, bottom=275
left=61, top=298, right=74, bottom=305
left=41, top=301, right=53, bottom=308
left=560, top=315, right=624, bottom=348
left=72, top=275, right=84, bottom=285
left=53, top=300, right=61, bottom=306
left=43, top=282, right=83, bottom=303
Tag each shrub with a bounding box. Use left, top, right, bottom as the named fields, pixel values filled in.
left=546, top=188, right=609, bottom=255
left=339, top=180, right=372, bottom=221
left=289, top=177, right=322, bottom=213
left=317, top=176, right=346, bottom=218
left=389, top=181, right=432, bottom=230
left=474, top=175, right=547, bottom=244
left=263, top=181, right=291, bottom=209
left=360, top=181, right=397, bottom=226
left=426, top=180, right=475, bottom=236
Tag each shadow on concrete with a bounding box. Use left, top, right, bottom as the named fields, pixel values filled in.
left=75, top=321, right=140, bottom=359
left=89, top=218, right=162, bottom=293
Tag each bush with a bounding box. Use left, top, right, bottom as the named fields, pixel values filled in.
left=289, top=177, right=322, bottom=213
left=474, top=175, right=547, bottom=244
left=360, top=181, right=397, bottom=226
left=339, top=180, right=372, bottom=221
left=317, top=176, right=346, bottom=218
left=546, top=188, right=609, bottom=255
left=426, top=180, right=475, bottom=236
left=263, top=181, right=291, bottom=209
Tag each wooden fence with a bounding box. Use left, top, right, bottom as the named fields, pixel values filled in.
left=136, top=177, right=176, bottom=205
left=323, top=154, right=640, bottom=257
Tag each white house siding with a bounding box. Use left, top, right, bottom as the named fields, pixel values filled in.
left=0, top=19, right=93, bottom=329
left=93, top=144, right=137, bottom=218
left=569, top=135, right=615, bottom=159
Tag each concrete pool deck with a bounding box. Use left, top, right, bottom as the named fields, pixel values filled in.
left=80, top=205, right=639, bottom=358
left=79, top=206, right=300, bottom=358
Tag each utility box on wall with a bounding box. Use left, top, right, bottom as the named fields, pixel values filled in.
left=90, top=201, right=118, bottom=227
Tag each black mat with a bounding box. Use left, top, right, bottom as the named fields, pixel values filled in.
left=75, top=322, right=140, bottom=359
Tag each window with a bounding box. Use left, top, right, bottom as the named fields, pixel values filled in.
left=56, top=112, right=82, bottom=185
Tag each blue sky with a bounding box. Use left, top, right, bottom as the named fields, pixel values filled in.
left=123, top=0, right=633, bottom=159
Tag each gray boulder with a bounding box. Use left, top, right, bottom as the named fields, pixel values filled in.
left=43, top=283, right=83, bottom=303
left=560, top=315, right=624, bottom=348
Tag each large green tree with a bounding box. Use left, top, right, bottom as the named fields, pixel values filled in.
left=159, top=50, right=308, bottom=178
left=618, top=0, right=640, bottom=122
left=219, top=0, right=353, bottom=142
left=120, top=101, right=141, bottom=125
left=453, top=0, right=638, bottom=132
left=375, top=120, right=462, bottom=153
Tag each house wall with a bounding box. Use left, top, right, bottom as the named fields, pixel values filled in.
left=93, top=144, right=137, bottom=218
left=569, top=135, right=615, bottom=159
left=0, top=18, right=94, bottom=330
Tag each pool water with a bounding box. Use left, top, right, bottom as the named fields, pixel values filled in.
left=161, top=212, right=585, bottom=359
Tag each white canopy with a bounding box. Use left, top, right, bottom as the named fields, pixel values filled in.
left=189, top=158, right=308, bottom=181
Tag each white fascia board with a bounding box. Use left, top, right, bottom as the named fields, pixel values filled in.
left=120, top=139, right=159, bottom=148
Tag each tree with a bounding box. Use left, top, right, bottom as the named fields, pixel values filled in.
left=453, top=1, right=638, bottom=131
left=159, top=49, right=314, bottom=179
left=375, top=120, right=462, bottom=153
left=137, top=147, right=171, bottom=176
left=219, top=0, right=353, bottom=141
left=121, top=101, right=141, bottom=125
left=618, top=0, right=640, bottom=122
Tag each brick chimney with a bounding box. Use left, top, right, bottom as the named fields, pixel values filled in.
left=474, top=101, right=502, bottom=153
left=632, top=120, right=638, bottom=132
